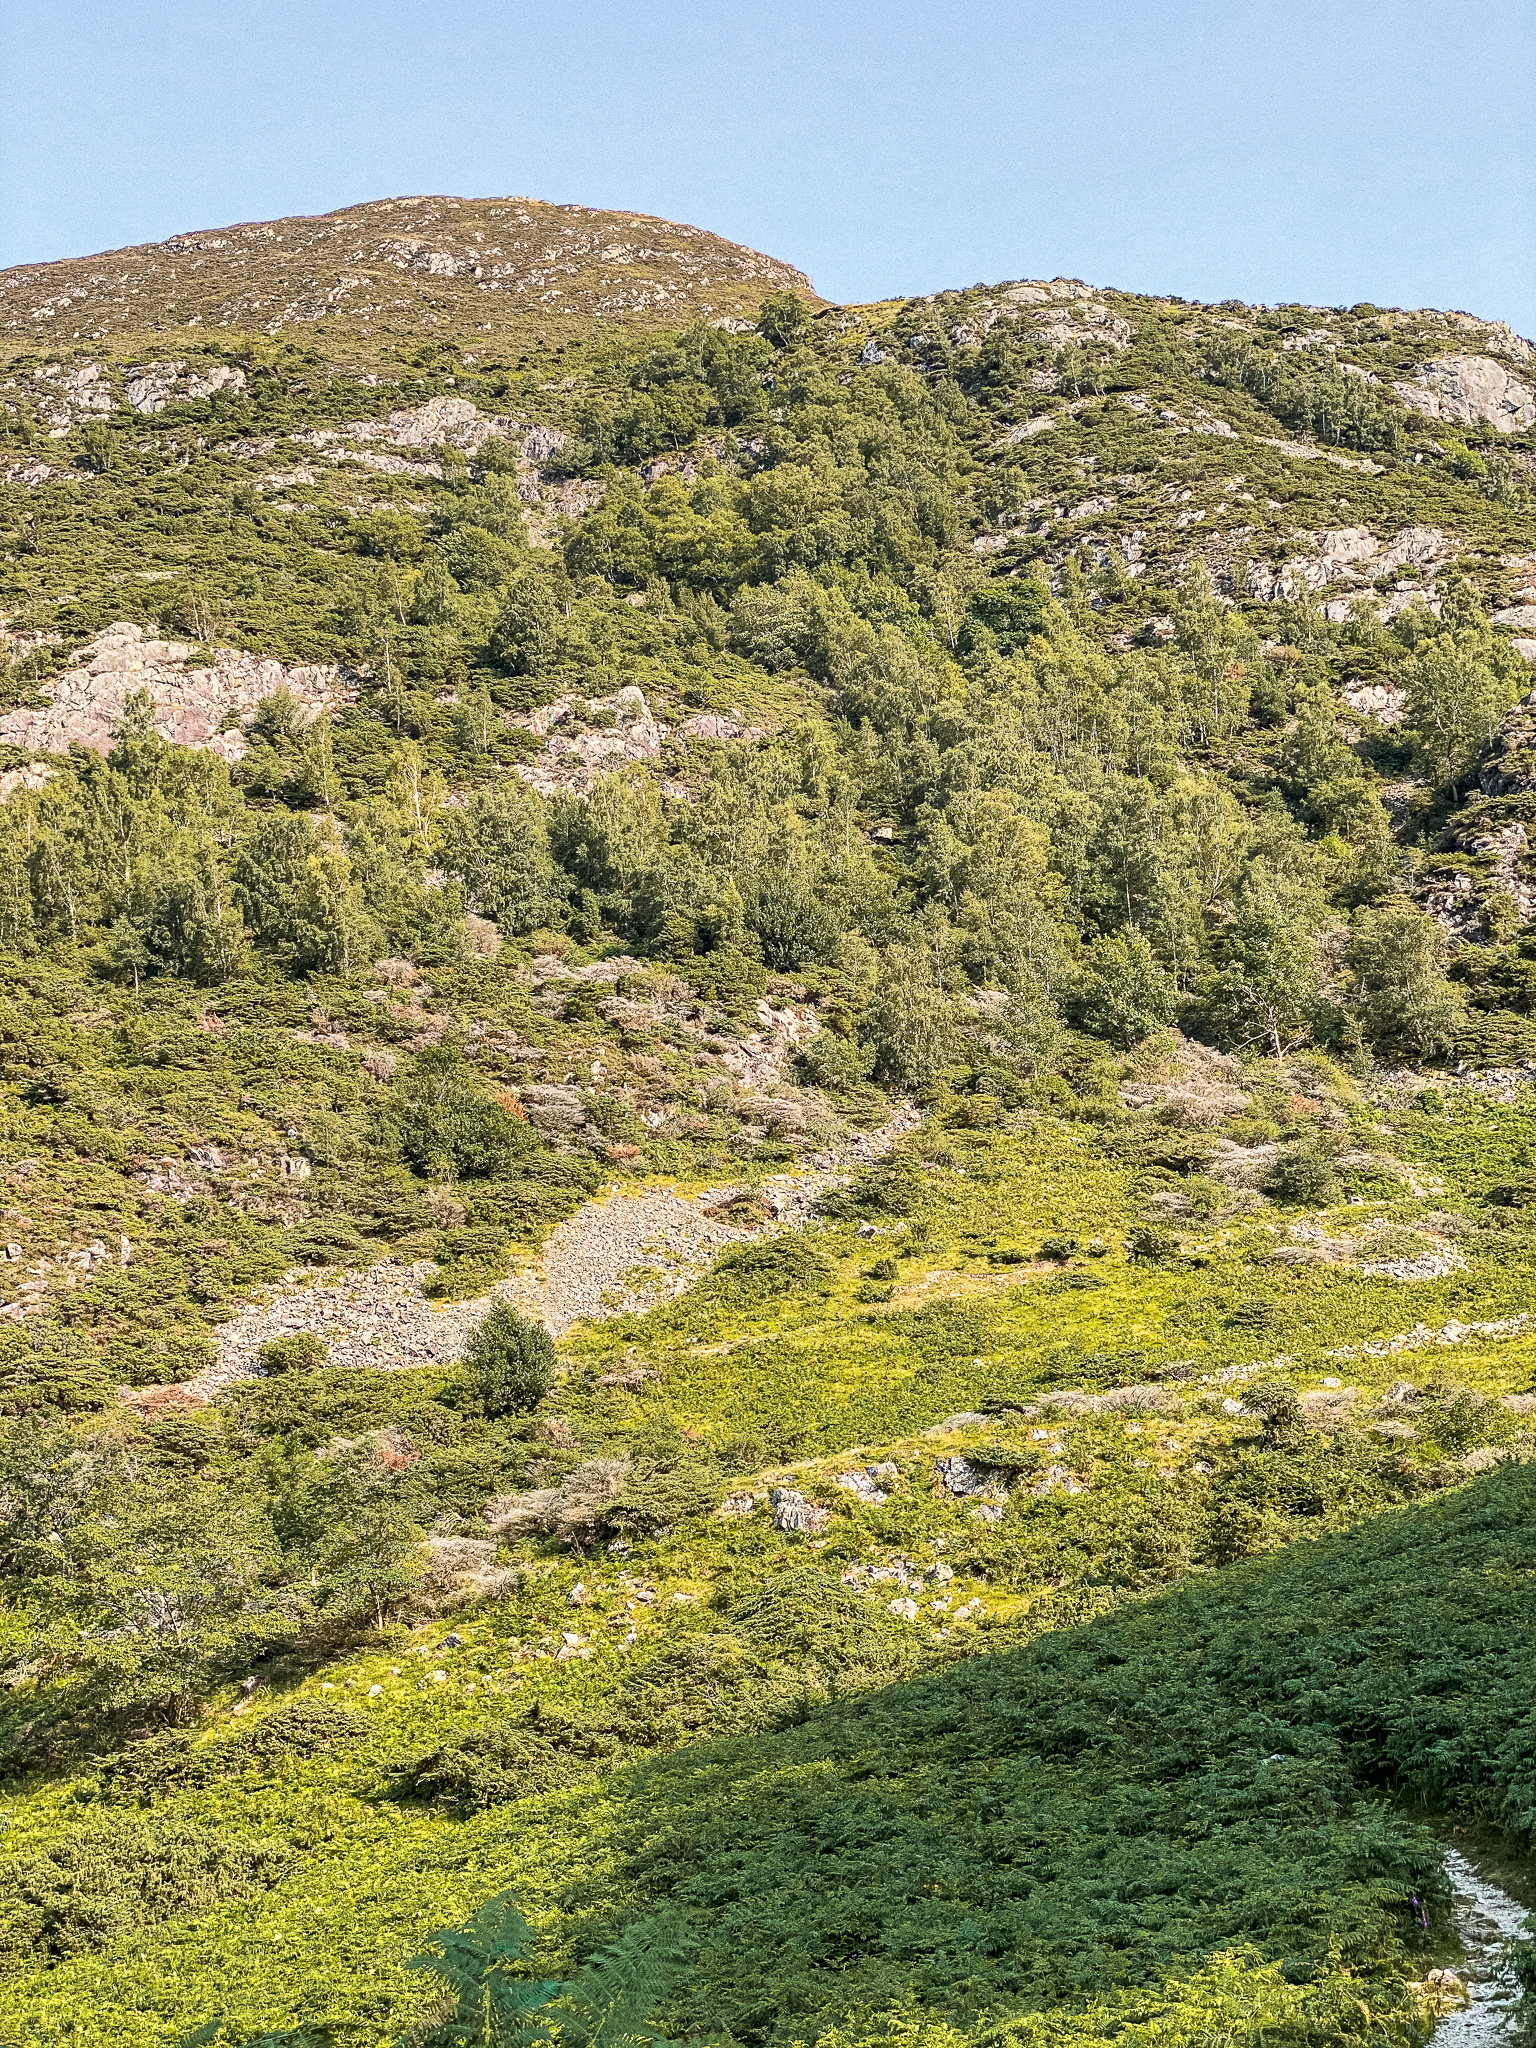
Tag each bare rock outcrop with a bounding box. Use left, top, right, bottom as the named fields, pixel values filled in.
left=297, top=393, right=553, bottom=463
left=0, top=621, right=351, bottom=763
left=1248, top=525, right=1452, bottom=605
left=1479, top=691, right=1536, bottom=799
left=1394, top=355, right=1536, bottom=434
left=513, top=684, right=668, bottom=795
left=123, top=360, right=248, bottom=413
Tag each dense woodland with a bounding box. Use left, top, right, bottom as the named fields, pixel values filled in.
left=2, top=260, right=1536, bottom=2048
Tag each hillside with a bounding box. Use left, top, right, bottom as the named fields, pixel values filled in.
left=0, top=194, right=818, bottom=366
left=2, top=201, right=1536, bottom=2048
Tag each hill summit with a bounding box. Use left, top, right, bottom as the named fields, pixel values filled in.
left=0, top=193, right=818, bottom=363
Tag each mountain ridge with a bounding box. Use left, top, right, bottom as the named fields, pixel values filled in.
left=0, top=192, right=820, bottom=364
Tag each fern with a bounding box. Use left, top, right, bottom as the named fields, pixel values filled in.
left=400, top=1894, right=691, bottom=2048
left=176, top=2026, right=342, bottom=2048
left=552, top=1911, right=694, bottom=2048
left=406, top=1890, right=561, bottom=2048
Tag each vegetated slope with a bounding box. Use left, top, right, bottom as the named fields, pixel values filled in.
left=4, top=207, right=1536, bottom=2047
left=0, top=194, right=819, bottom=366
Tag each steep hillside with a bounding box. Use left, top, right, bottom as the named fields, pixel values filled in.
left=3, top=204, right=1536, bottom=2048
left=0, top=194, right=818, bottom=365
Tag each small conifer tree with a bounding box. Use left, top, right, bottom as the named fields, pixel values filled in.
left=462, top=1304, right=555, bottom=1416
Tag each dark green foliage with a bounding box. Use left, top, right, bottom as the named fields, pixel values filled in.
left=403, top=1887, right=691, bottom=2048
left=280, top=1214, right=368, bottom=1266
left=488, top=571, right=562, bottom=677
left=393, top=1048, right=535, bottom=1184
left=395, top=1718, right=618, bottom=1814
left=709, top=1237, right=836, bottom=1302
left=1, top=1812, right=294, bottom=1970
left=1265, top=1144, right=1342, bottom=1206
left=405, top=1890, right=561, bottom=2046
left=461, top=1303, right=556, bottom=1417
left=1124, top=1224, right=1180, bottom=1263
left=726, top=1567, right=915, bottom=1678
left=1240, top=1376, right=1308, bottom=1448
left=0, top=1323, right=113, bottom=1416
left=96, top=1703, right=371, bottom=1803
left=1201, top=332, right=1408, bottom=452
left=607, top=1466, right=1536, bottom=2041
left=605, top=1460, right=719, bottom=1537
left=257, top=1333, right=328, bottom=1375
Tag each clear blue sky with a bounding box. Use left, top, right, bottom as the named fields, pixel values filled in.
left=3, top=0, right=1533, bottom=332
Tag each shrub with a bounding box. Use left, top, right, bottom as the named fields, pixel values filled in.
left=257, top=1332, right=328, bottom=1374
left=280, top=1214, right=368, bottom=1266
left=711, top=1237, right=835, bottom=1302
left=1125, top=1224, right=1181, bottom=1263
left=1265, top=1144, right=1341, bottom=1206
left=461, top=1303, right=556, bottom=1416
left=1243, top=1375, right=1307, bottom=1447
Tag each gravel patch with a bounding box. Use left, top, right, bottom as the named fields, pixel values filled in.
left=183, top=1105, right=920, bottom=1397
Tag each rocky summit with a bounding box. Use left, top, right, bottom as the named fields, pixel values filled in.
left=4, top=198, right=1536, bottom=2048
left=0, top=193, right=818, bottom=363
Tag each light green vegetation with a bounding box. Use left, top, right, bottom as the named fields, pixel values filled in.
left=2, top=244, right=1536, bottom=2048
left=9, top=1088, right=1536, bottom=2045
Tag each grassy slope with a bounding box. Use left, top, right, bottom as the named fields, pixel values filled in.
left=0, top=195, right=819, bottom=369
left=9, top=1067, right=1536, bottom=2043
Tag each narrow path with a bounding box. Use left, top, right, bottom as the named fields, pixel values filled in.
left=1430, top=1850, right=1530, bottom=2048
left=181, top=1106, right=920, bottom=1397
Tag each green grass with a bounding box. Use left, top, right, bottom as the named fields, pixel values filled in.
left=8, top=1096, right=1536, bottom=2045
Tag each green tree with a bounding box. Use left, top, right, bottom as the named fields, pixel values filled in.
left=439, top=781, right=560, bottom=934
left=1345, top=902, right=1461, bottom=1059
left=26, top=831, right=95, bottom=941
left=303, top=1454, right=426, bottom=1632
left=1068, top=930, right=1179, bottom=1048
left=1403, top=634, right=1520, bottom=795
left=864, top=945, right=958, bottom=1090
left=488, top=571, right=562, bottom=676
left=460, top=1303, right=555, bottom=1417
left=756, top=290, right=812, bottom=350
left=234, top=815, right=376, bottom=975
left=1171, top=564, right=1258, bottom=744
left=117, top=842, right=245, bottom=986
left=1199, top=870, right=1326, bottom=1056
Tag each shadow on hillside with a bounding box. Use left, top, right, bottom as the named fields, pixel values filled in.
left=595, top=1463, right=1536, bottom=2042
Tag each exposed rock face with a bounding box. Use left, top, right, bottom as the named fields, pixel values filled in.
left=934, top=1455, right=1006, bottom=1501
left=513, top=684, right=668, bottom=795
left=770, top=1487, right=830, bottom=1534
left=0, top=621, right=351, bottom=762
left=1248, top=525, right=1452, bottom=604
left=29, top=361, right=114, bottom=431
left=676, top=712, right=767, bottom=743
left=1342, top=680, right=1408, bottom=726
left=1395, top=355, right=1536, bottom=434
left=1479, top=691, right=1536, bottom=799
left=123, top=360, right=247, bottom=413
left=0, top=194, right=818, bottom=361
left=298, top=393, right=551, bottom=461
